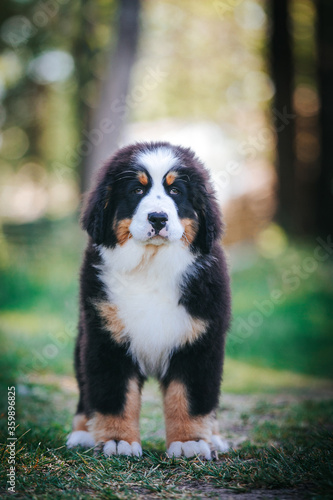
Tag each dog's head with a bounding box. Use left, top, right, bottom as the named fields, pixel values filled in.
left=82, top=142, right=222, bottom=254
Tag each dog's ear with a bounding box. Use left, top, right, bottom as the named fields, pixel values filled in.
left=81, top=167, right=116, bottom=247
left=191, top=173, right=223, bottom=254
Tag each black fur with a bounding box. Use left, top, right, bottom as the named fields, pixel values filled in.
left=163, top=243, right=231, bottom=415
left=75, top=243, right=144, bottom=416
left=73, top=142, right=231, bottom=433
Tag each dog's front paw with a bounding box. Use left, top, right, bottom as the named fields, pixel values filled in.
left=66, top=430, right=95, bottom=449
left=167, top=440, right=211, bottom=460
left=211, top=434, right=229, bottom=453
left=103, top=440, right=142, bottom=457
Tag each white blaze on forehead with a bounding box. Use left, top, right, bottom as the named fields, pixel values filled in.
left=130, top=146, right=184, bottom=243
left=136, top=147, right=178, bottom=184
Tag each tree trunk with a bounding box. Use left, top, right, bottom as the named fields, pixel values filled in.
left=316, top=0, right=333, bottom=237
left=72, top=0, right=96, bottom=192
left=269, top=0, right=296, bottom=234
left=82, top=0, right=141, bottom=191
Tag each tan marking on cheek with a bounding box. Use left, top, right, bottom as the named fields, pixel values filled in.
left=138, top=171, right=148, bottom=185
left=72, top=413, right=89, bottom=432
left=114, top=218, right=132, bottom=246
left=162, top=381, right=214, bottom=447
left=166, top=171, right=178, bottom=186
left=181, top=218, right=199, bottom=246
left=96, top=301, right=126, bottom=344
left=88, top=378, right=141, bottom=444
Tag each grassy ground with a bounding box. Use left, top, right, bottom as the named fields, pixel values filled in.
left=0, top=216, right=332, bottom=498
left=0, top=376, right=332, bottom=499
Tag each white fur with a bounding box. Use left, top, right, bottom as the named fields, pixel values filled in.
left=66, top=431, right=95, bottom=449
left=103, top=440, right=142, bottom=457
left=103, top=439, right=117, bottom=455
left=167, top=441, right=182, bottom=457
left=168, top=440, right=211, bottom=460
left=136, top=146, right=178, bottom=180
left=211, top=434, right=229, bottom=452
left=130, top=147, right=184, bottom=243
left=131, top=441, right=143, bottom=457
left=98, top=239, right=197, bottom=377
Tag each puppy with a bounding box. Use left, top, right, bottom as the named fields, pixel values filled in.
left=67, top=142, right=231, bottom=459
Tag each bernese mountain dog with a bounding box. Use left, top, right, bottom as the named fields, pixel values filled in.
left=66, top=141, right=231, bottom=460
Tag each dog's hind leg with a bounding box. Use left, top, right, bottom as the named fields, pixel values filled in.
left=67, top=325, right=95, bottom=449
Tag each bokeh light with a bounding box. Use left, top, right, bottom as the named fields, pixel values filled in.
left=0, top=15, right=33, bottom=47
left=28, top=50, right=74, bottom=85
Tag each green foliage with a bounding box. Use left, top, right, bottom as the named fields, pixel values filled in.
left=0, top=216, right=82, bottom=401
left=227, top=241, right=333, bottom=379
left=0, top=0, right=268, bottom=190
left=0, top=0, right=117, bottom=171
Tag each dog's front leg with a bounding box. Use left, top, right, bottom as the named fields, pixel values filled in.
left=88, top=377, right=142, bottom=457
left=162, top=380, right=215, bottom=460
left=161, top=329, right=229, bottom=460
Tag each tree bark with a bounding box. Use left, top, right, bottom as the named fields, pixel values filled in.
left=72, top=0, right=96, bottom=192
left=269, top=0, right=296, bottom=233
left=81, top=0, right=141, bottom=191
left=316, top=0, right=333, bottom=237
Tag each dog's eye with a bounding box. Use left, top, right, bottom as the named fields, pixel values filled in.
left=133, top=187, right=144, bottom=195
left=169, top=187, right=180, bottom=195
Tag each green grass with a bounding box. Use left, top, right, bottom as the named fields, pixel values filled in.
left=226, top=240, right=333, bottom=379
left=0, top=216, right=82, bottom=391
left=0, top=216, right=332, bottom=498
left=0, top=377, right=332, bottom=498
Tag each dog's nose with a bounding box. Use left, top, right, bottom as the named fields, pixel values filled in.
left=148, top=212, right=168, bottom=231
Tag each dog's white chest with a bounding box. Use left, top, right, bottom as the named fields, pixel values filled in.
left=98, top=240, right=197, bottom=376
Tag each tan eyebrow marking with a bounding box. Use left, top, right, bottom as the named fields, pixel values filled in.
left=137, top=171, right=148, bottom=186
left=166, top=171, right=178, bottom=186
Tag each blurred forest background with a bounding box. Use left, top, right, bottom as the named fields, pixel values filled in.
left=0, top=0, right=333, bottom=398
